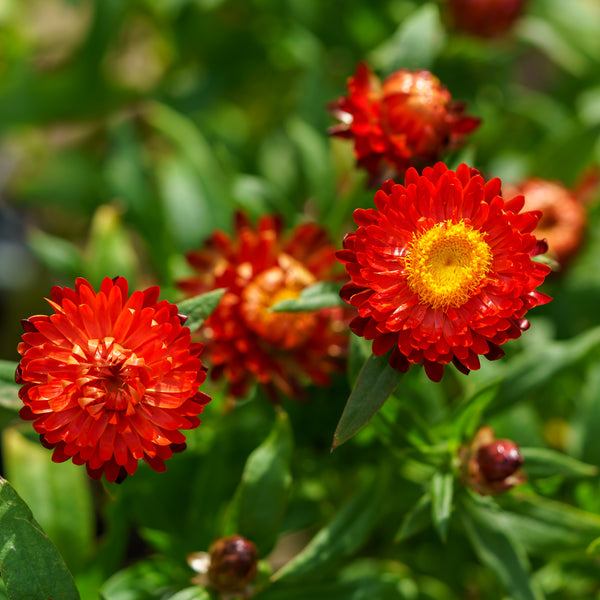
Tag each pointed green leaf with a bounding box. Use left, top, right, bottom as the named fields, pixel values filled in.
left=177, top=288, right=226, bottom=332
left=395, top=493, right=432, bottom=542
left=168, top=588, right=211, bottom=600
left=223, top=410, right=293, bottom=555
left=0, top=361, right=20, bottom=417
left=2, top=427, right=94, bottom=574
left=430, top=471, right=454, bottom=542
left=459, top=494, right=544, bottom=600
left=370, top=4, right=446, bottom=71
left=520, top=447, right=598, bottom=479
left=0, top=476, right=80, bottom=600
left=270, top=282, right=345, bottom=312
left=273, top=470, right=388, bottom=582
left=333, top=352, right=403, bottom=449
left=498, top=492, right=600, bottom=554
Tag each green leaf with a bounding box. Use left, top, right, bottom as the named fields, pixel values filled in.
left=450, top=379, right=502, bottom=440
left=333, top=352, right=403, bottom=449
left=85, top=204, right=140, bottom=287
left=177, top=288, right=226, bottom=332
left=270, top=282, right=344, bottom=312
left=168, top=588, right=211, bottom=600
left=430, top=472, right=454, bottom=542
left=223, top=410, right=293, bottom=555
left=459, top=494, right=544, bottom=600
left=2, top=427, right=95, bottom=574
left=100, top=557, right=183, bottom=600
left=273, top=470, right=388, bottom=582
left=27, top=230, right=83, bottom=280
left=0, top=361, right=20, bottom=417
left=258, top=576, right=407, bottom=600
left=477, top=325, right=600, bottom=416
left=370, top=4, right=446, bottom=72
left=497, top=492, right=600, bottom=554
left=520, top=447, right=598, bottom=479
left=0, top=476, right=80, bottom=600
left=395, top=493, right=432, bottom=542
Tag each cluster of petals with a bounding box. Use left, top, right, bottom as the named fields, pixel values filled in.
left=337, top=162, right=552, bottom=382
left=16, top=277, right=210, bottom=482
left=328, top=62, right=480, bottom=184
left=178, top=213, right=351, bottom=401
left=446, top=0, right=528, bottom=38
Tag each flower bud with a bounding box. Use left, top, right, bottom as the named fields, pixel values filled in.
left=207, top=535, right=259, bottom=594
left=447, top=0, right=528, bottom=38
left=459, top=426, right=527, bottom=495
left=477, top=439, right=524, bottom=482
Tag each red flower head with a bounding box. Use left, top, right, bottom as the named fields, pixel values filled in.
left=328, top=62, right=480, bottom=184
left=178, top=213, right=350, bottom=401
left=337, top=163, right=552, bottom=382
left=16, top=277, right=210, bottom=482
left=447, top=0, right=528, bottom=38
left=504, top=176, right=594, bottom=268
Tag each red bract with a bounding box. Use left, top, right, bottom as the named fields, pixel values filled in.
left=447, top=0, right=528, bottom=38
left=337, top=162, right=552, bottom=382
left=328, top=62, right=480, bottom=184
left=17, top=277, right=210, bottom=482
left=178, top=213, right=350, bottom=401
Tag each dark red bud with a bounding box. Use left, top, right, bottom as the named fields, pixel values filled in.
left=476, top=439, right=524, bottom=482
left=208, top=535, right=258, bottom=593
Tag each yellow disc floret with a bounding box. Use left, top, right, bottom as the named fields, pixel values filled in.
left=404, top=220, right=492, bottom=310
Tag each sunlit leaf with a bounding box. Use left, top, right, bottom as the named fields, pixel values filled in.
left=430, top=471, right=454, bottom=542
left=2, top=427, right=95, bottom=574
left=459, top=494, right=543, bottom=600
left=369, top=4, right=446, bottom=71
left=395, top=493, right=431, bottom=542
left=497, top=492, right=600, bottom=554
left=520, top=447, right=598, bottom=480
left=177, top=288, right=226, bottom=332
left=333, top=352, right=403, bottom=449
left=270, top=282, right=344, bottom=312
left=0, top=477, right=80, bottom=600
left=273, top=469, right=389, bottom=582
left=168, top=588, right=211, bottom=600
left=223, top=410, right=293, bottom=555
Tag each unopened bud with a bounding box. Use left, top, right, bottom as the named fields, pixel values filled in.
left=207, top=535, right=258, bottom=594
left=477, top=440, right=524, bottom=482
left=459, top=426, right=527, bottom=496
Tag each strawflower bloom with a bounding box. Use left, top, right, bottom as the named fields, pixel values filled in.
left=16, top=277, right=210, bottom=482
left=459, top=426, right=527, bottom=495
left=337, top=162, right=552, bottom=382
left=447, top=0, right=528, bottom=38
left=178, top=213, right=350, bottom=401
left=505, top=175, right=597, bottom=268
left=328, top=62, right=480, bottom=184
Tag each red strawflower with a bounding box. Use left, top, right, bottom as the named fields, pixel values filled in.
left=447, top=0, right=528, bottom=38
left=178, top=213, right=350, bottom=401
left=505, top=175, right=597, bottom=268
left=337, top=162, right=552, bottom=382
left=16, top=277, right=210, bottom=482
left=328, top=62, right=480, bottom=184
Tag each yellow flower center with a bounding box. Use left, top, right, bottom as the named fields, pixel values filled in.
left=241, top=254, right=318, bottom=348
left=404, top=220, right=492, bottom=310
